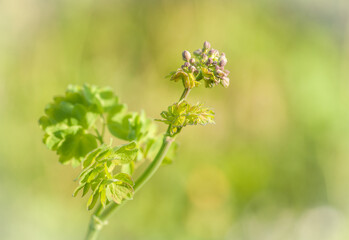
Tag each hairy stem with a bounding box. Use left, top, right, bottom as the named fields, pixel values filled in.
left=85, top=88, right=189, bottom=240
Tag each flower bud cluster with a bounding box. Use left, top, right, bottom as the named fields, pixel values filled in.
left=170, top=41, right=230, bottom=89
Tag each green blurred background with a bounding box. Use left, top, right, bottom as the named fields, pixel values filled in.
left=1, top=0, right=349, bottom=239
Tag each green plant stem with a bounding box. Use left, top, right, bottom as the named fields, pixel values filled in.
left=94, top=128, right=104, bottom=145
left=100, top=114, right=106, bottom=139
left=85, top=88, right=190, bottom=240
left=178, top=88, right=191, bottom=104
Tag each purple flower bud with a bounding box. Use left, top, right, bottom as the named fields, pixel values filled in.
left=193, top=49, right=202, bottom=56
left=221, top=76, right=230, bottom=88
left=224, top=70, right=230, bottom=75
left=206, top=58, right=213, bottom=65
left=209, top=49, right=218, bottom=57
left=189, top=58, right=195, bottom=65
left=182, top=50, right=191, bottom=61
left=221, top=52, right=225, bottom=57
left=203, top=41, right=211, bottom=50
left=184, top=62, right=190, bottom=68
left=202, top=54, right=208, bottom=62
left=216, top=69, right=225, bottom=76
left=188, top=65, right=196, bottom=73
left=213, top=61, right=217, bottom=65
left=219, top=57, right=227, bottom=67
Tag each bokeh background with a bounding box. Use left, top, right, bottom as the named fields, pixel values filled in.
left=1, top=0, right=349, bottom=239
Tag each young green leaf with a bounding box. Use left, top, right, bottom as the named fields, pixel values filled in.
left=157, top=101, right=215, bottom=136
left=73, top=184, right=85, bottom=197
left=39, top=83, right=126, bottom=166
left=107, top=111, right=157, bottom=143
left=87, top=192, right=99, bottom=210
left=113, top=142, right=138, bottom=164
left=73, top=143, right=138, bottom=210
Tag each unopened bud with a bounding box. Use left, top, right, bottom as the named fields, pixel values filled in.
left=202, top=54, right=208, bottom=62
left=206, top=58, right=213, bottom=65
left=182, top=50, right=191, bottom=61
left=208, top=49, right=218, bottom=56
left=184, top=62, right=190, bottom=68
left=221, top=76, right=230, bottom=88
left=193, top=49, right=202, bottom=56
left=203, top=41, right=211, bottom=50
left=189, top=58, right=195, bottom=65
left=215, top=65, right=223, bottom=71
left=219, top=57, right=227, bottom=67
left=216, top=69, right=225, bottom=76
left=188, top=65, right=196, bottom=72
left=224, top=70, right=230, bottom=75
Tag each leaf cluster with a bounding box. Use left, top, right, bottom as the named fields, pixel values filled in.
left=39, top=83, right=178, bottom=210
left=108, top=109, right=177, bottom=164
left=157, top=101, right=215, bottom=136
left=74, top=142, right=138, bottom=210
left=39, top=84, right=124, bottom=166
left=108, top=110, right=156, bottom=144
